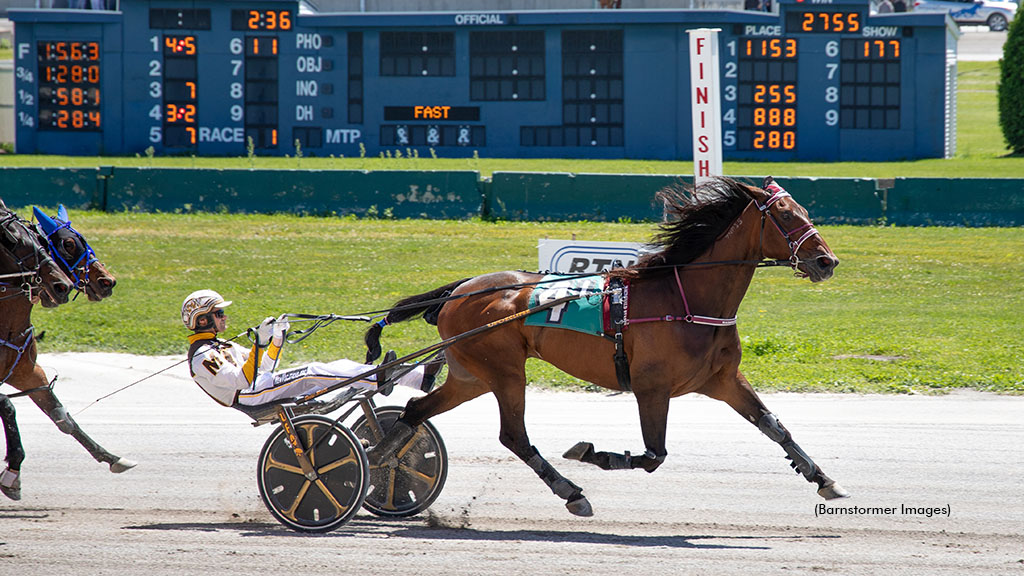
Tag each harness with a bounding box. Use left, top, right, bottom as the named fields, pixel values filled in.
left=0, top=209, right=60, bottom=302
left=0, top=327, right=35, bottom=387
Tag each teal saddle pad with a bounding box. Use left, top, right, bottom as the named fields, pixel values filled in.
left=524, top=275, right=606, bottom=337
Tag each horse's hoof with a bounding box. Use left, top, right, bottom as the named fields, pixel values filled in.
left=562, top=442, right=594, bottom=461
left=1, top=469, right=21, bottom=501
left=565, top=495, right=593, bottom=517
left=818, top=481, right=850, bottom=500
left=109, top=457, right=137, bottom=473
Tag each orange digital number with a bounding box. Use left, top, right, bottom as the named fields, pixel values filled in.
left=754, top=130, right=796, bottom=150
left=862, top=39, right=900, bottom=59
left=802, top=13, right=814, bottom=32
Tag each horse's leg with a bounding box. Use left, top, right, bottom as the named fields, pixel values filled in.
left=366, top=357, right=490, bottom=464
left=487, top=370, right=593, bottom=517
left=26, top=367, right=136, bottom=473
left=0, top=394, right=24, bottom=500
left=563, top=385, right=670, bottom=473
left=703, top=369, right=849, bottom=500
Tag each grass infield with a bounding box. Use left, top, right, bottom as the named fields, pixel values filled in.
left=24, top=212, right=1023, bottom=394
left=7, top=62, right=1022, bottom=393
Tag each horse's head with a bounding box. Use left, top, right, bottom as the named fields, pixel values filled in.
left=749, top=177, right=838, bottom=283
left=33, top=205, right=116, bottom=301
left=0, top=203, right=73, bottom=306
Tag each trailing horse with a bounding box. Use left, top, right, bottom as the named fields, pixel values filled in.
left=0, top=203, right=134, bottom=501
left=365, top=177, right=848, bottom=516
left=0, top=200, right=76, bottom=499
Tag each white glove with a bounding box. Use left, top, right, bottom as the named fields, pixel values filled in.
left=272, top=314, right=290, bottom=346
left=255, top=316, right=275, bottom=345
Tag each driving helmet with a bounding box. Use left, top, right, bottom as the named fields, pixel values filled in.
left=181, top=289, right=232, bottom=330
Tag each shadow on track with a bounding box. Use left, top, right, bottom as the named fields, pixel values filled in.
left=124, top=517, right=840, bottom=550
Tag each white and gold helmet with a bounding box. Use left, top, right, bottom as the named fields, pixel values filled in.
left=181, top=289, right=232, bottom=330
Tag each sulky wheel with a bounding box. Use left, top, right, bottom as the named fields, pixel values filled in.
left=351, top=406, right=448, bottom=518
left=257, top=415, right=369, bottom=533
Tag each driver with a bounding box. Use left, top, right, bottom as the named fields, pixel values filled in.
left=181, top=289, right=432, bottom=407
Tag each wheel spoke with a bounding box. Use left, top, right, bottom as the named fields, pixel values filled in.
left=316, top=453, right=360, bottom=475
left=281, top=479, right=312, bottom=520
left=398, top=463, right=438, bottom=484
left=314, top=477, right=348, bottom=514
left=396, top=429, right=427, bottom=459
left=381, top=467, right=398, bottom=510
left=263, top=452, right=304, bottom=476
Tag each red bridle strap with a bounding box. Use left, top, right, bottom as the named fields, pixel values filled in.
left=756, top=182, right=821, bottom=266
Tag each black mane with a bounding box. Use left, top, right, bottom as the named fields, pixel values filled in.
left=627, top=177, right=755, bottom=274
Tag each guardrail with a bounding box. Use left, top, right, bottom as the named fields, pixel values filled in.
left=2, top=167, right=1021, bottom=226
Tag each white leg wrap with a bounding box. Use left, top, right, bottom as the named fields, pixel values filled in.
left=50, top=406, right=75, bottom=434
left=0, top=467, right=19, bottom=488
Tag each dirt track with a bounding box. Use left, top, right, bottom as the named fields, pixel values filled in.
left=1, top=353, right=1021, bottom=575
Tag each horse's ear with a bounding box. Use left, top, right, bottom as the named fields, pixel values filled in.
left=57, top=204, right=70, bottom=223
left=762, top=176, right=775, bottom=190
left=34, top=207, right=61, bottom=235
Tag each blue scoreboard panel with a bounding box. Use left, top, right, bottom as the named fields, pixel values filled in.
left=10, top=0, right=957, bottom=161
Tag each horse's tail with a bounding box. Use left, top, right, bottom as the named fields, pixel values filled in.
left=364, top=278, right=470, bottom=362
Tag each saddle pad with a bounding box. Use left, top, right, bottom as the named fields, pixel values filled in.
left=524, top=275, right=606, bottom=337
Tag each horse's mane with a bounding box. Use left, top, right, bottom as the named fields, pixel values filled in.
left=612, top=177, right=755, bottom=278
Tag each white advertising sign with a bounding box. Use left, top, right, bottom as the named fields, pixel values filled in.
left=537, top=239, right=647, bottom=274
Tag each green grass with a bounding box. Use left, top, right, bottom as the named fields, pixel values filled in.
left=23, top=211, right=1024, bottom=394
left=0, top=62, right=1020, bottom=177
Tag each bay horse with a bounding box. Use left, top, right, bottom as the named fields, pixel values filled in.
left=0, top=203, right=134, bottom=500
left=1, top=200, right=76, bottom=499
left=365, top=176, right=848, bottom=516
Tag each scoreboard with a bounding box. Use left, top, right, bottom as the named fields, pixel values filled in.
left=9, top=0, right=957, bottom=161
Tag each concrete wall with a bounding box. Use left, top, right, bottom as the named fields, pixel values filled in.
left=4, top=167, right=1021, bottom=226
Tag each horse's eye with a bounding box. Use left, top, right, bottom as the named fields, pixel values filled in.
left=780, top=210, right=793, bottom=222
left=62, top=238, right=77, bottom=254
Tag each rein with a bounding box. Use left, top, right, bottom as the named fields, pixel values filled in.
left=360, top=258, right=793, bottom=326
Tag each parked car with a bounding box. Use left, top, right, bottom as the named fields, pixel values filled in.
left=913, top=0, right=1017, bottom=30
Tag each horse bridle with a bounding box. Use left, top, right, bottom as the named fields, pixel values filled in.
left=0, top=210, right=59, bottom=301
left=754, top=180, right=821, bottom=271
left=35, top=218, right=98, bottom=292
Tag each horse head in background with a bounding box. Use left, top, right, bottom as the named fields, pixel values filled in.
left=0, top=200, right=73, bottom=307
left=34, top=205, right=117, bottom=302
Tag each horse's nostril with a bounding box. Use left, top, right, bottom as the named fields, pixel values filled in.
left=817, top=256, right=834, bottom=269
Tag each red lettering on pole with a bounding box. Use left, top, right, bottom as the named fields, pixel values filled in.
left=698, top=159, right=710, bottom=176
left=696, top=86, right=708, bottom=105
left=698, top=135, right=709, bottom=153
left=697, top=38, right=706, bottom=55
left=699, top=62, right=705, bottom=79
left=700, top=110, right=706, bottom=128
